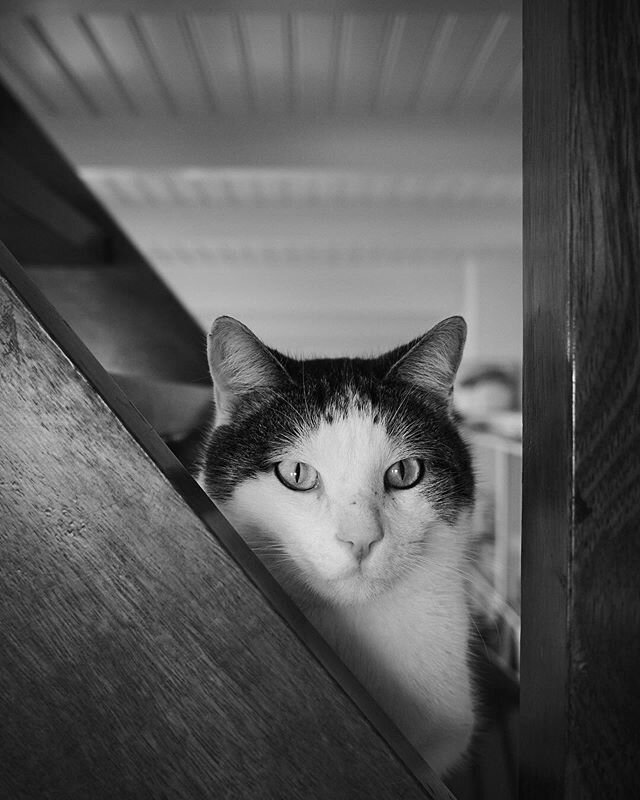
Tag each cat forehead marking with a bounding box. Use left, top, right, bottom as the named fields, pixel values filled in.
left=292, top=405, right=397, bottom=487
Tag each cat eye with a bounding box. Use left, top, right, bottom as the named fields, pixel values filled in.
left=384, top=458, right=424, bottom=490
left=275, top=460, right=319, bottom=491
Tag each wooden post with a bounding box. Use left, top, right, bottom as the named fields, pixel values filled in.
left=522, top=0, right=640, bottom=796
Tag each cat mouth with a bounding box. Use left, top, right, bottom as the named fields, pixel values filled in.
left=340, top=558, right=376, bottom=581
left=322, top=561, right=365, bottom=583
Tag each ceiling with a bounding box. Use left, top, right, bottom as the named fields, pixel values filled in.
left=0, top=0, right=522, bottom=361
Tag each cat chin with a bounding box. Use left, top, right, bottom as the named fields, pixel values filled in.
left=254, top=554, right=394, bottom=611
left=297, top=561, right=408, bottom=609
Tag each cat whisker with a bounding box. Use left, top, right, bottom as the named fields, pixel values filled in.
left=408, top=554, right=478, bottom=585
left=300, top=361, right=311, bottom=419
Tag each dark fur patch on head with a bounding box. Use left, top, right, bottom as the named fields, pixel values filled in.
left=200, top=351, right=474, bottom=524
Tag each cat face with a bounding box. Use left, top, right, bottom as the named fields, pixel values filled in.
left=199, top=317, right=474, bottom=609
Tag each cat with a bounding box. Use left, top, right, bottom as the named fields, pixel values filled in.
left=198, top=315, right=476, bottom=777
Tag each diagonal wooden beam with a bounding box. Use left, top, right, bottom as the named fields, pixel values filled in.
left=0, top=243, right=451, bottom=799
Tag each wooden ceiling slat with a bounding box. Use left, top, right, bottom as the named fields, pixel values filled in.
left=327, top=13, right=346, bottom=113
left=181, top=12, right=219, bottom=111
left=1, top=7, right=521, bottom=120
left=37, top=14, right=134, bottom=115
left=455, top=12, right=510, bottom=107
left=0, top=44, right=59, bottom=115
left=408, top=13, right=457, bottom=111
left=138, top=13, right=212, bottom=114
left=296, top=14, right=333, bottom=113
left=283, top=12, right=296, bottom=112
left=188, top=14, right=247, bottom=114
left=127, top=13, right=177, bottom=114
left=371, top=14, right=405, bottom=112
left=77, top=13, right=138, bottom=113
left=377, top=14, right=436, bottom=113
left=0, top=17, right=88, bottom=114
left=336, top=13, right=387, bottom=113
left=84, top=14, right=169, bottom=113
left=24, top=15, right=100, bottom=114
left=231, top=13, right=257, bottom=112
left=423, top=13, right=496, bottom=112
left=243, top=13, right=287, bottom=113
left=481, top=22, right=522, bottom=111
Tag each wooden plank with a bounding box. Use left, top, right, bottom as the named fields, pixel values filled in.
left=26, top=265, right=209, bottom=384
left=567, top=0, right=640, bottom=795
left=522, top=0, right=640, bottom=796
left=0, top=245, right=450, bottom=798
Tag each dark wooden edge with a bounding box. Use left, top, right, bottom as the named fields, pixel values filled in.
left=520, top=0, right=570, bottom=795
left=0, top=242, right=453, bottom=800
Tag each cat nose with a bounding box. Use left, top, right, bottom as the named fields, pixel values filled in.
left=336, top=524, right=383, bottom=561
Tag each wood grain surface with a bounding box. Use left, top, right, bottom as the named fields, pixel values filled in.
left=0, top=247, right=451, bottom=799
left=522, top=0, right=640, bottom=796
left=568, top=1, right=640, bottom=796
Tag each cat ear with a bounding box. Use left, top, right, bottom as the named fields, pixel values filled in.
left=383, top=316, right=467, bottom=407
left=207, top=316, right=291, bottom=424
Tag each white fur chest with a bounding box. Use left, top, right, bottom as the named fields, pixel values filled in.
left=306, top=565, right=474, bottom=776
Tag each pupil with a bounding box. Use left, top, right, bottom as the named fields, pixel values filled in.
left=295, top=463, right=301, bottom=482
left=398, top=461, right=405, bottom=480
